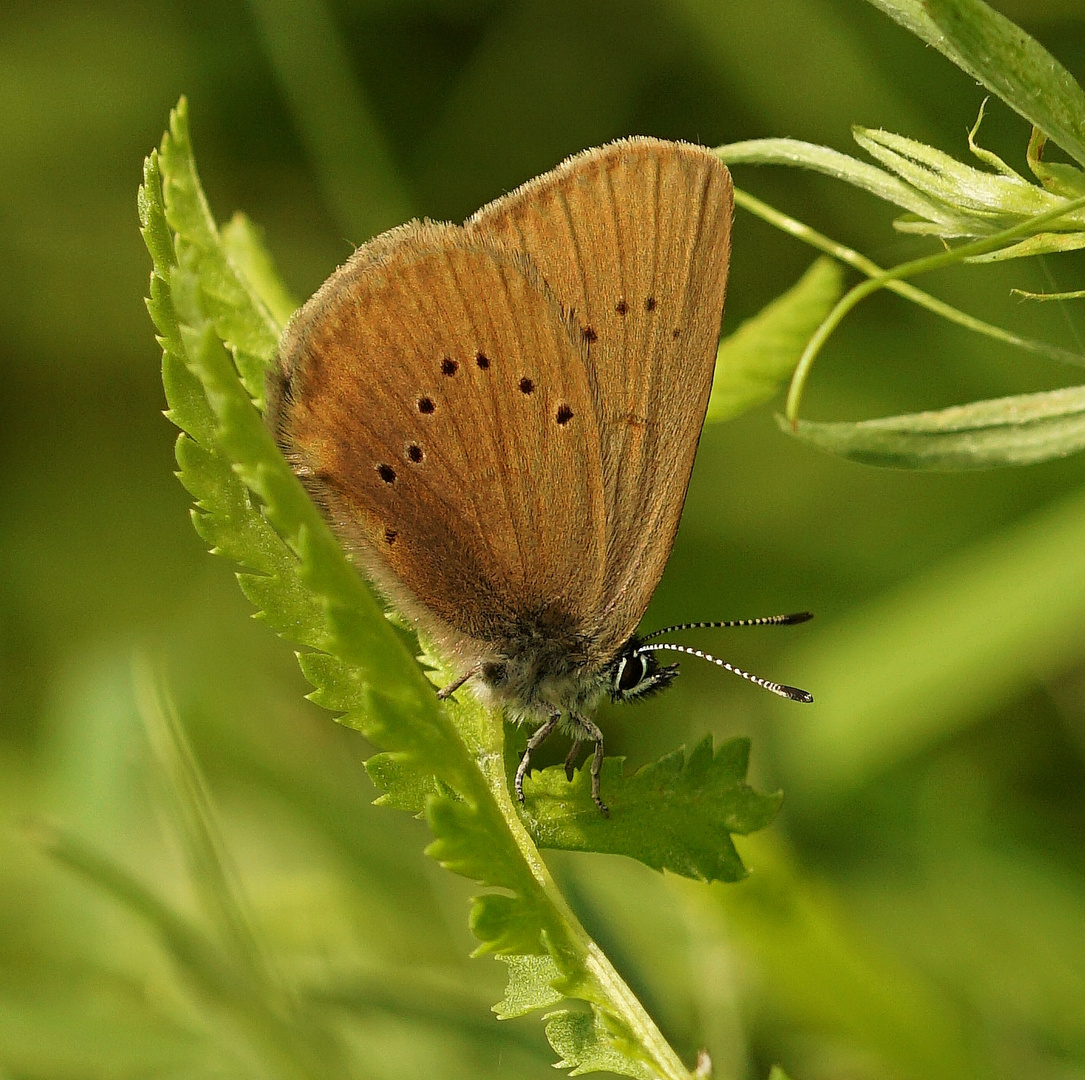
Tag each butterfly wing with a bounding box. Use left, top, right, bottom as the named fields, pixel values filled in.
left=466, top=138, right=733, bottom=658
left=268, top=221, right=608, bottom=667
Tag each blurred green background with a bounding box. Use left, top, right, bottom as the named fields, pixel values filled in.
left=3, top=1, right=1085, bottom=1078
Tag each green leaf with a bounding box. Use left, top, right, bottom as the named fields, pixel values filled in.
left=866, top=0, right=1085, bottom=169
left=963, top=230, right=1085, bottom=263
left=155, top=97, right=283, bottom=406
left=852, top=126, right=1066, bottom=225
left=781, top=385, right=1085, bottom=470
left=142, top=99, right=762, bottom=1080
left=523, top=737, right=782, bottom=883
left=1027, top=128, right=1085, bottom=198
left=494, top=956, right=565, bottom=1019
left=364, top=751, right=440, bottom=813
left=546, top=1010, right=657, bottom=1080
left=1013, top=287, right=1085, bottom=302
left=708, top=259, right=846, bottom=422
left=221, top=212, right=299, bottom=327
left=715, top=138, right=960, bottom=227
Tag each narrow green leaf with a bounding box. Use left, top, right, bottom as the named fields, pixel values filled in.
left=1028, top=129, right=1085, bottom=198
left=1013, top=287, right=1085, bottom=302
left=708, top=259, right=846, bottom=422
left=715, top=138, right=958, bottom=226
left=853, top=126, right=1065, bottom=222
left=866, top=0, right=1085, bottom=168
left=523, top=737, right=781, bottom=883
left=247, top=0, right=415, bottom=240
left=964, top=230, right=1085, bottom=262
left=133, top=665, right=273, bottom=985
left=966, top=99, right=1021, bottom=179
left=29, top=822, right=241, bottom=1001
left=781, top=385, right=1085, bottom=470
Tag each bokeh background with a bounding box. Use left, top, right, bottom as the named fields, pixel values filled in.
left=3, top=1, right=1085, bottom=1078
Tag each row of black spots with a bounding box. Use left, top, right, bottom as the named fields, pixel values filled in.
left=413, top=350, right=493, bottom=424
left=516, top=374, right=573, bottom=426
left=613, top=295, right=657, bottom=315
left=439, top=351, right=492, bottom=377
left=612, top=294, right=679, bottom=337
left=376, top=442, right=426, bottom=484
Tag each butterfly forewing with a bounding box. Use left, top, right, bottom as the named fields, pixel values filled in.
left=269, top=222, right=608, bottom=659
left=466, top=139, right=732, bottom=657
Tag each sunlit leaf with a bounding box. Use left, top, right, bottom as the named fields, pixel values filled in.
left=853, top=126, right=1065, bottom=222
left=782, top=386, right=1085, bottom=469
left=866, top=0, right=1085, bottom=168
left=523, top=737, right=781, bottom=883
left=716, top=138, right=957, bottom=225
left=964, top=231, right=1085, bottom=263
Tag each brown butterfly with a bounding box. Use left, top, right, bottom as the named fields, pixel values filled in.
left=268, top=138, right=811, bottom=816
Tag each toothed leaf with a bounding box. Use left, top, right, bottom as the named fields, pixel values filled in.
left=523, top=736, right=782, bottom=882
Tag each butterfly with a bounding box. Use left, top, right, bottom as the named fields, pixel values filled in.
left=268, top=137, right=811, bottom=816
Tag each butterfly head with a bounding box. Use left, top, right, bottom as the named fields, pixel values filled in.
left=608, top=639, right=680, bottom=703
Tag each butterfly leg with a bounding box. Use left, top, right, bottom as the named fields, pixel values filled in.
left=564, top=739, right=583, bottom=782
left=576, top=717, right=609, bottom=817
left=515, top=711, right=561, bottom=805
left=436, top=665, right=481, bottom=700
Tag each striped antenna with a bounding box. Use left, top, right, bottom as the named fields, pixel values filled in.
left=635, top=642, right=813, bottom=703
left=639, top=611, right=812, bottom=642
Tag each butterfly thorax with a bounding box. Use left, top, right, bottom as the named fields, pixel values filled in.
left=471, top=607, right=680, bottom=725
left=470, top=604, right=610, bottom=723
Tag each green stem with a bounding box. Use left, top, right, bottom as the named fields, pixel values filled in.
left=732, top=187, right=1085, bottom=375
left=470, top=710, right=693, bottom=1080
left=781, top=192, right=1085, bottom=420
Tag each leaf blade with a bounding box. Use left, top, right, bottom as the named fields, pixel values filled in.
left=865, top=0, right=1085, bottom=168
left=523, top=737, right=782, bottom=883
left=781, top=385, right=1085, bottom=470
left=708, top=258, right=846, bottom=422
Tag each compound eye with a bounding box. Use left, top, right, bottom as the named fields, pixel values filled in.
left=617, top=653, right=648, bottom=694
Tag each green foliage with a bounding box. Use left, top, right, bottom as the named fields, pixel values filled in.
left=871, top=0, right=1085, bottom=169
left=7, top=2, right=1085, bottom=1079
left=708, top=258, right=844, bottom=423
left=714, top=0, right=1085, bottom=468
left=523, top=737, right=781, bottom=882
left=138, top=97, right=785, bottom=1080
left=785, top=386, right=1085, bottom=470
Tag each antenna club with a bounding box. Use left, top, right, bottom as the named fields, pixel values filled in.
left=636, top=641, right=813, bottom=704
